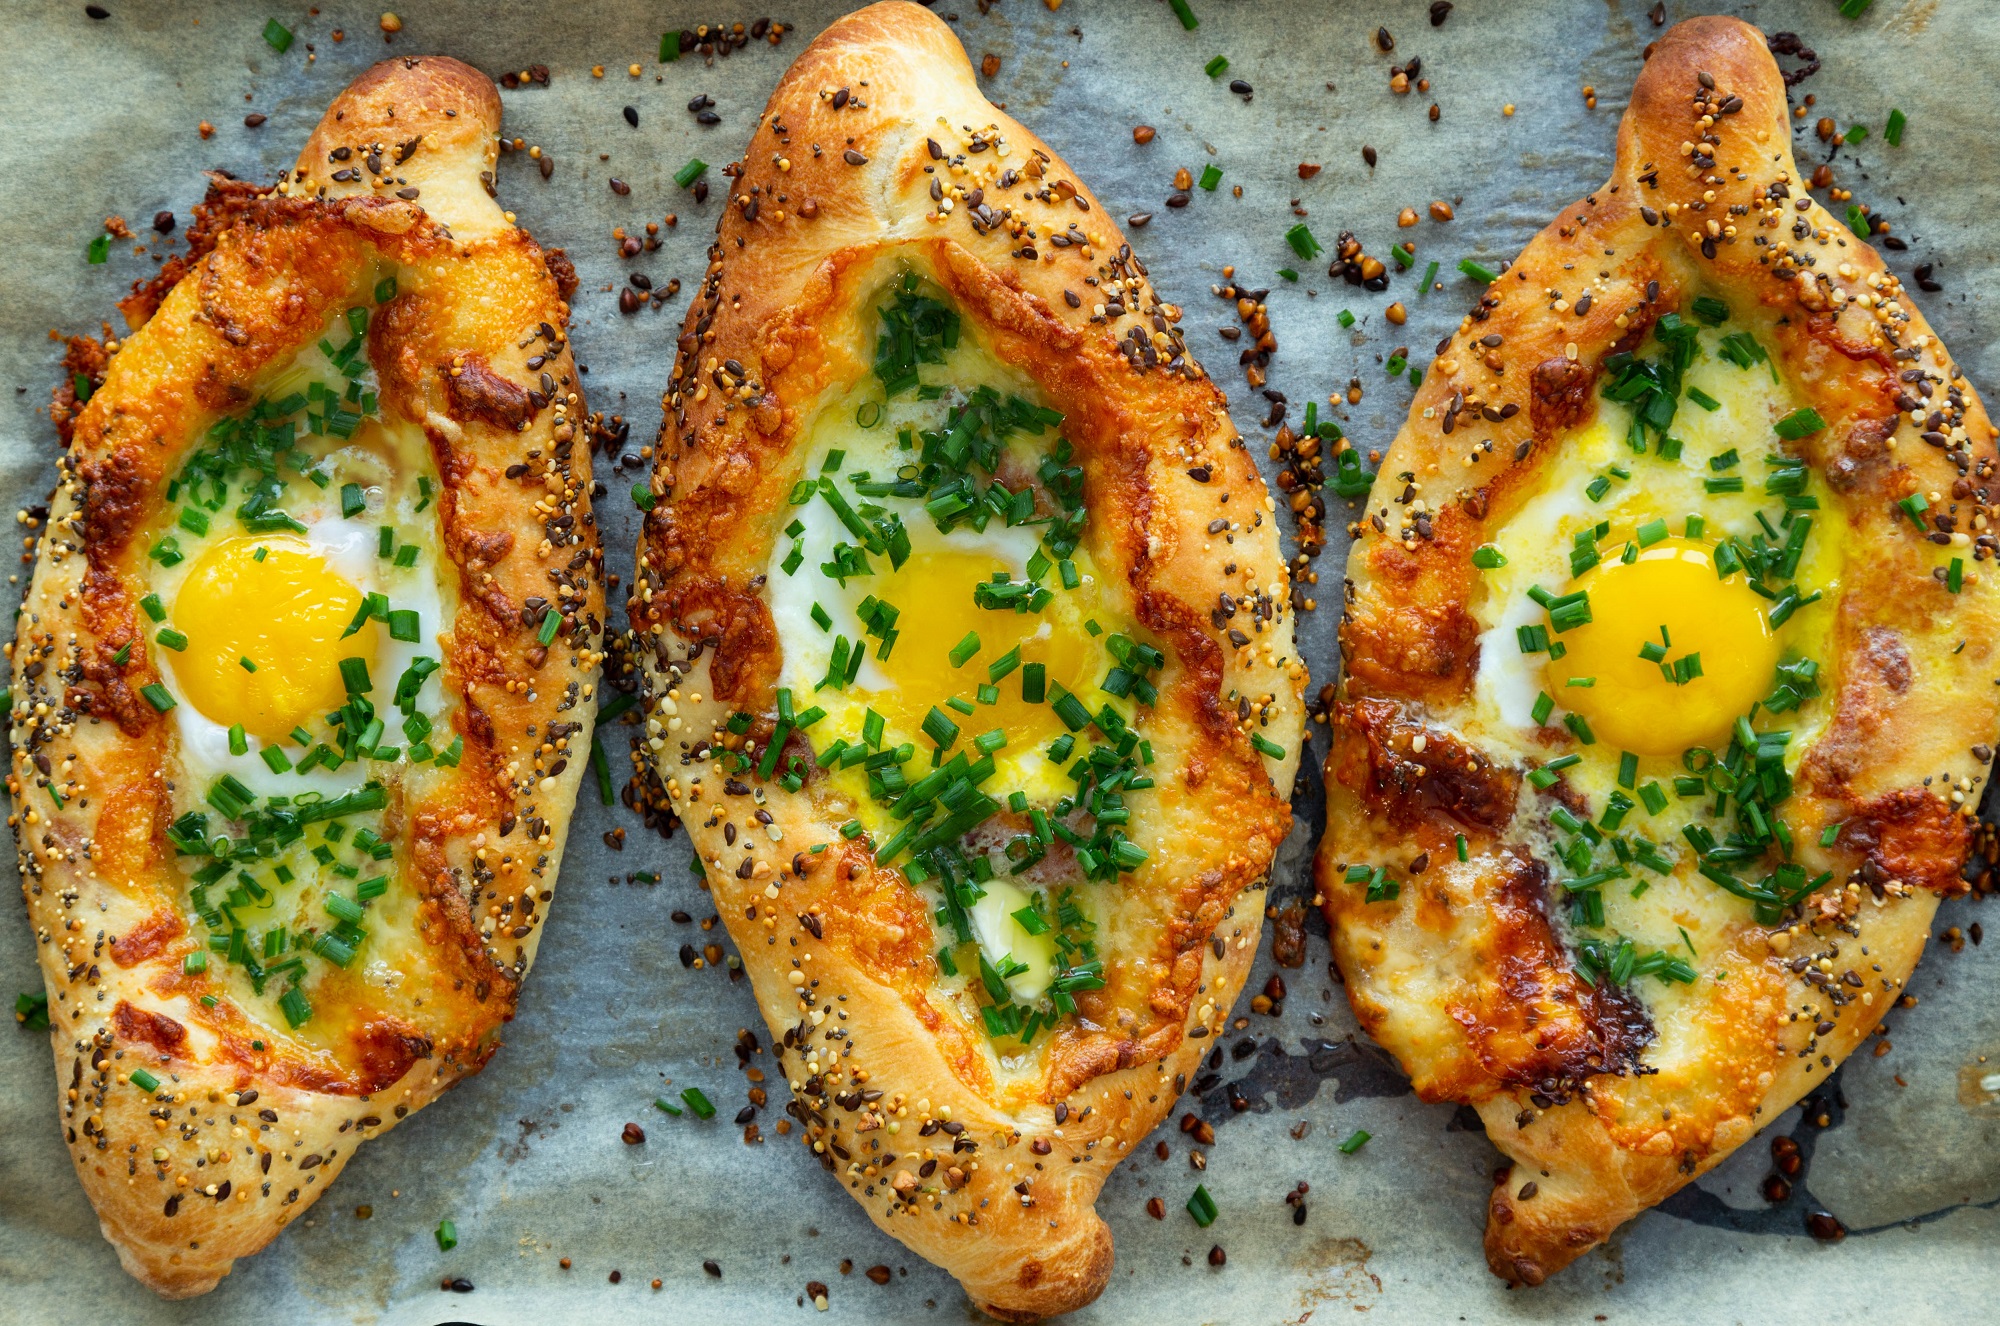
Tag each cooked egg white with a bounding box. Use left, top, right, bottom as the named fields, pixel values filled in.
left=1469, top=327, right=1841, bottom=799
left=765, top=313, right=1137, bottom=1007
left=1446, top=322, right=1850, bottom=1004
left=134, top=307, right=456, bottom=1032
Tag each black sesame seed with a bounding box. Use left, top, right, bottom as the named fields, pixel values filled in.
left=623, top=106, right=639, bottom=127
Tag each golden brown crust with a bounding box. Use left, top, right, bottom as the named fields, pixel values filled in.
left=632, top=4, right=1301, bottom=1317
left=1315, top=16, right=2000, bottom=1285
left=11, top=56, right=602, bottom=1296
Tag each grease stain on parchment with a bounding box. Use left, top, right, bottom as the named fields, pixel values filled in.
left=1287, top=1235, right=1380, bottom=1322
left=1956, top=1049, right=2000, bottom=1114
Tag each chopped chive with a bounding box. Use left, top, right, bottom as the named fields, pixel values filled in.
left=1455, top=833, right=1469, bottom=861
left=1338, top=309, right=1356, bottom=328
left=1284, top=223, right=1323, bottom=261
left=1204, top=54, right=1229, bottom=78
left=1564, top=676, right=1595, bottom=688
left=227, top=723, right=248, bottom=756
left=86, top=233, right=110, bottom=264
left=1530, top=692, right=1554, bottom=726
left=1198, top=164, right=1223, bottom=191
left=435, top=1219, right=458, bottom=1251
left=262, top=18, right=294, bottom=53
left=1250, top=732, right=1285, bottom=759
left=1187, top=1184, right=1218, bottom=1227
left=184, top=951, right=208, bottom=974
left=660, top=30, right=681, bottom=61
left=538, top=609, right=561, bottom=646
left=388, top=610, right=421, bottom=642
left=949, top=632, right=981, bottom=667
left=1338, top=1129, right=1371, bottom=1155
left=921, top=706, right=960, bottom=750
left=340, top=483, right=365, bottom=518
left=1022, top=662, right=1047, bottom=704
left=1885, top=108, right=1906, bottom=146
left=1686, top=387, right=1721, bottom=412
left=1774, top=407, right=1827, bottom=440
left=375, top=276, right=398, bottom=304
left=155, top=627, right=189, bottom=651
left=140, top=593, right=166, bottom=622
left=1471, top=544, right=1507, bottom=569
left=680, top=1087, right=716, bottom=1119
left=129, top=1068, right=161, bottom=1092
left=141, top=683, right=176, bottom=712
left=1457, top=258, right=1498, bottom=284
left=1169, top=0, right=1199, bottom=29
left=1563, top=712, right=1596, bottom=745
left=278, top=986, right=311, bottom=1028
left=674, top=158, right=709, bottom=189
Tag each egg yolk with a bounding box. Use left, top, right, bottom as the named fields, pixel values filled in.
left=1547, top=536, right=1778, bottom=756
left=171, top=535, right=379, bottom=744
left=860, top=547, right=1099, bottom=754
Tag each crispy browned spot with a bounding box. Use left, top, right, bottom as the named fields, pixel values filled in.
left=1798, top=625, right=1910, bottom=793
left=1530, top=356, right=1596, bottom=437
left=1841, top=787, right=1969, bottom=896
left=1333, top=697, right=1519, bottom=832
left=445, top=353, right=533, bottom=429
left=542, top=246, right=579, bottom=300
left=348, top=1018, right=435, bottom=1094
left=1449, top=851, right=1654, bottom=1102
left=109, top=909, right=184, bottom=968
left=113, top=1000, right=188, bottom=1056
left=1821, top=416, right=1898, bottom=497
left=669, top=576, right=780, bottom=706
left=78, top=450, right=151, bottom=557
left=118, top=173, right=269, bottom=330
left=49, top=332, right=111, bottom=447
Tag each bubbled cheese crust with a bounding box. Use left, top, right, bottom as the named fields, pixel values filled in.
left=10, top=58, right=602, bottom=1296
left=1316, top=16, right=2000, bottom=1287
left=632, top=4, right=1302, bottom=1319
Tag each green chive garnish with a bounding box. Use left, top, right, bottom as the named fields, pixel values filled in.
left=1187, top=1184, right=1218, bottom=1227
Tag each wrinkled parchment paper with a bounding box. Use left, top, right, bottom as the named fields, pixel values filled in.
left=2, top=1, right=1996, bottom=1321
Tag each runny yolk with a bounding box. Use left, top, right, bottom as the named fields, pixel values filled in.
left=1547, top=536, right=1779, bottom=756
left=171, top=535, right=379, bottom=744
left=861, top=547, right=1099, bottom=754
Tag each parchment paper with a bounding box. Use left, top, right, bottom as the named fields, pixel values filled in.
left=1, top=2, right=1996, bottom=1322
